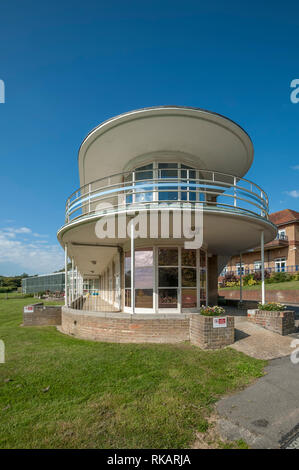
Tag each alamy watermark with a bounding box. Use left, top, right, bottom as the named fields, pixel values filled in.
left=0, top=80, right=5, bottom=103
left=290, top=339, right=299, bottom=364
left=94, top=199, right=204, bottom=249
left=290, top=79, right=299, bottom=104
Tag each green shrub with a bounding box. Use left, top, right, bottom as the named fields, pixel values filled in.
left=267, top=272, right=292, bottom=284
left=258, top=302, right=286, bottom=311
left=200, top=305, right=226, bottom=316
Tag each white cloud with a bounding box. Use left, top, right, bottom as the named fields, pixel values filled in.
left=4, top=227, right=32, bottom=235
left=291, top=165, right=299, bottom=170
left=286, top=190, right=299, bottom=198
left=32, top=232, right=49, bottom=238
left=0, top=227, right=64, bottom=274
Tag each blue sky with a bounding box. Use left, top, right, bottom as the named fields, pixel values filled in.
left=0, top=0, right=299, bottom=275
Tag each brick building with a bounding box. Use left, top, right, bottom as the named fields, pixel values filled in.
left=221, top=209, right=299, bottom=278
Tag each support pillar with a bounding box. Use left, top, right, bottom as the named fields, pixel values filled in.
left=261, top=231, right=265, bottom=304
left=71, top=258, right=74, bottom=303
left=239, top=253, right=243, bottom=303
left=130, top=221, right=135, bottom=314
left=64, top=243, right=68, bottom=307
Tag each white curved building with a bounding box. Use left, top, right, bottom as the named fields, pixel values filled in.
left=57, top=106, right=276, bottom=337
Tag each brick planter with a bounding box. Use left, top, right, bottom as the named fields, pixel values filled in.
left=190, top=314, right=235, bottom=349
left=23, top=303, right=62, bottom=326
left=247, top=309, right=295, bottom=335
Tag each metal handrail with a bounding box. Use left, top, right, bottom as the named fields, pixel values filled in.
left=64, top=168, right=270, bottom=224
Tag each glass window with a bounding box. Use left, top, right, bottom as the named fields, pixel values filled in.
left=158, top=289, right=178, bottom=308
left=135, top=164, right=153, bottom=181
left=158, top=163, right=178, bottom=179
left=182, top=268, right=196, bottom=287
left=125, top=289, right=131, bottom=307
left=135, top=289, right=153, bottom=308
left=275, top=258, right=286, bottom=272
left=158, top=186, right=178, bottom=201
left=254, top=261, right=261, bottom=271
left=278, top=229, right=286, bottom=240
left=135, top=268, right=153, bottom=288
left=200, top=250, right=206, bottom=268
left=158, top=248, right=178, bottom=266
left=135, top=248, right=154, bottom=289
left=181, top=249, right=196, bottom=267
left=125, top=252, right=131, bottom=288
left=236, top=263, right=245, bottom=276
left=182, top=289, right=197, bottom=308
left=159, top=267, right=178, bottom=287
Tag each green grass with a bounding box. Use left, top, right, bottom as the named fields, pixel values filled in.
left=0, top=298, right=266, bottom=449
left=219, top=279, right=299, bottom=291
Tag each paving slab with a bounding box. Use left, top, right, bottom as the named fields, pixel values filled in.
left=217, top=355, right=299, bottom=448
left=230, top=317, right=299, bottom=360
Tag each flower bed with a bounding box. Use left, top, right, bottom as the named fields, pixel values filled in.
left=200, top=305, right=225, bottom=316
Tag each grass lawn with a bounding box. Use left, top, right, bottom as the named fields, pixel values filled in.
left=219, top=280, right=299, bottom=291
left=0, top=297, right=266, bottom=449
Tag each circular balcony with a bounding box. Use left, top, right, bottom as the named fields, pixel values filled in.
left=64, top=167, right=269, bottom=224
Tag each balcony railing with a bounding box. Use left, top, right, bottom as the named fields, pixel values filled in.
left=64, top=168, right=270, bottom=224
left=220, top=265, right=299, bottom=277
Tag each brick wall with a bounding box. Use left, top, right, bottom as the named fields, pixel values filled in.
left=23, top=303, right=62, bottom=326
left=247, top=309, right=295, bottom=335
left=60, top=308, right=190, bottom=343
left=190, top=314, right=235, bottom=349
left=219, top=289, right=299, bottom=304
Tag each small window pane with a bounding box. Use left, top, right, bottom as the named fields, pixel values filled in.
left=158, top=187, right=178, bottom=200
left=182, top=268, right=196, bottom=287
left=135, top=249, right=153, bottom=267
left=159, top=267, right=178, bottom=287
left=158, top=248, right=178, bottom=266
left=135, top=289, right=153, bottom=308
left=182, top=289, right=197, bottom=308
left=158, top=163, right=178, bottom=168
left=135, top=267, right=153, bottom=288
left=182, top=249, right=196, bottom=267
left=158, top=289, right=178, bottom=308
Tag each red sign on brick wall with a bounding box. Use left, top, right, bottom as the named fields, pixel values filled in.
left=213, top=317, right=227, bottom=328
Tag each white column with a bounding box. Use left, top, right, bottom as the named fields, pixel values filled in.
left=239, top=253, right=243, bottom=303
left=261, top=231, right=265, bottom=304
left=76, top=266, right=78, bottom=298
left=130, top=220, right=135, bottom=314
left=71, top=258, right=74, bottom=303
left=64, top=243, right=68, bottom=306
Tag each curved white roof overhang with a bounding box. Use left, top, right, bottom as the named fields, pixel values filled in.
left=57, top=210, right=276, bottom=276
left=78, top=106, right=254, bottom=187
